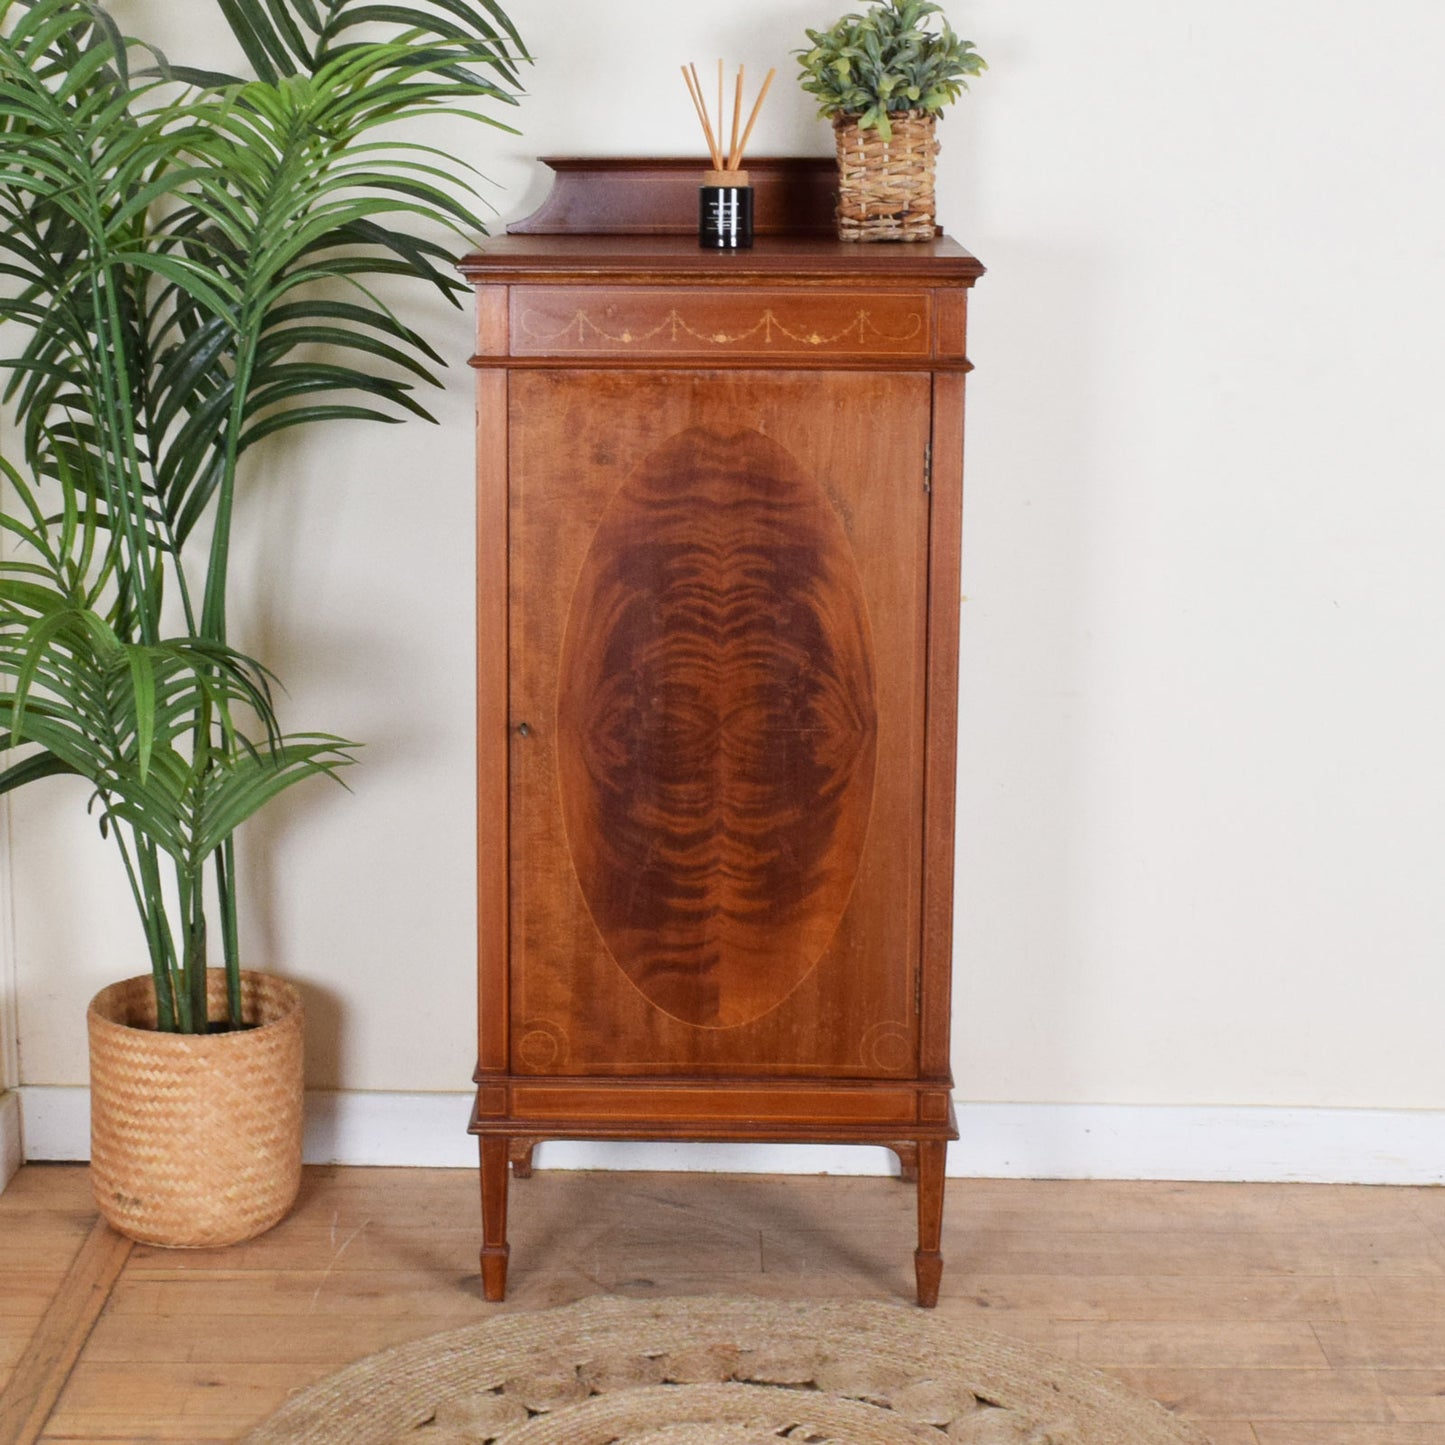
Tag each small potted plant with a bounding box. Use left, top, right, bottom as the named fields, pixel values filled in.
left=0, top=0, right=524, bottom=1246
left=796, top=0, right=986, bottom=240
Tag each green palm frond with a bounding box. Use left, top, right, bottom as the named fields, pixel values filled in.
left=0, top=0, right=524, bottom=1028
left=0, top=575, right=357, bottom=1029
left=205, top=0, right=527, bottom=88
left=0, top=580, right=356, bottom=859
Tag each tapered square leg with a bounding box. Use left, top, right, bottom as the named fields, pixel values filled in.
left=479, top=1135, right=510, bottom=1301
left=510, top=1138, right=537, bottom=1179
left=914, top=1138, right=947, bottom=1307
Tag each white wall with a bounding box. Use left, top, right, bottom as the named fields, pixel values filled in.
left=6, top=2, right=1444, bottom=1171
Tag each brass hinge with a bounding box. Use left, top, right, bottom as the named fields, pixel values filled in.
left=923, top=441, right=933, bottom=494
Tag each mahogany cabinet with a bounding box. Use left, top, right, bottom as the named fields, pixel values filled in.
left=461, top=160, right=983, bottom=1307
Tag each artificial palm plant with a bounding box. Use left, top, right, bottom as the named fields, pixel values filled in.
left=0, top=0, right=526, bottom=1034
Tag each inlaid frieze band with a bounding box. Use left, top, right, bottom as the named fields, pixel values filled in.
left=510, top=287, right=931, bottom=358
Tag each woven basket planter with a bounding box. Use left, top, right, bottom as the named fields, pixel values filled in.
left=834, top=110, right=940, bottom=242
left=88, top=969, right=304, bottom=1248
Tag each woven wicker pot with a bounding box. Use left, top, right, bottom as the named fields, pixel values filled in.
left=88, top=969, right=304, bottom=1248
left=834, top=110, right=940, bottom=242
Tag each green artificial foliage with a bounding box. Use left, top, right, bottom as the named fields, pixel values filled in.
left=0, top=0, right=526, bottom=1032
left=796, top=0, right=985, bottom=140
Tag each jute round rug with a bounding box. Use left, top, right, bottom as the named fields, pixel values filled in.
left=240, top=1297, right=1211, bottom=1445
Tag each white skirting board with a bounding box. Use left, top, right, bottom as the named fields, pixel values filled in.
left=14, top=1086, right=1445, bottom=1185
left=0, top=1091, right=21, bottom=1192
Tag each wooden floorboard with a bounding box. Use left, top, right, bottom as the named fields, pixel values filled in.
left=0, top=1215, right=132, bottom=1445
left=0, top=1167, right=102, bottom=1439
left=0, top=1165, right=1440, bottom=1442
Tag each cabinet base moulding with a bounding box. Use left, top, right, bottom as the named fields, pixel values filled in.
left=471, top=1078, right=959, bottom=1133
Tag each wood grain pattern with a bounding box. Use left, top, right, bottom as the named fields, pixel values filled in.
left=0, top=1160, right=96, bottom=1409
left=920, top=372, right=967, bottom=1080
left=915, top=1138, right=947, bottom=1309
left=479, top=1137, right=510, bottom=1303
left=557, top=426, right=877, bottom=1030
left=0, top=1220, right=132, bottom=1445
left=509, top=369, right=929, bottom=1076
left=933, top=288, right=968, bottom=360
left=476, top=367, right=510, bottom=1075
left=507, top=1083, right=918, bottom=1126
left=474, top=285, right=508, bottom=356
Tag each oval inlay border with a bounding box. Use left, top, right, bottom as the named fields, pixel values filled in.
left=556, top=426, right=878, bottom=1029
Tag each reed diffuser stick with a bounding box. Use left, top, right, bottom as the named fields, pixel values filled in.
left=681, top=64, right=722, bottom=171
left=687, top=62, right=723, bottom=171
left=728, top=64, right=745, bottom=171
left=682, top=61, right=775, bottom=177
left=734, top=66, right=776, bottom=170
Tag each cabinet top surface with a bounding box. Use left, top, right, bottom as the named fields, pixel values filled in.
left=458, top=232, right=984, bottom=287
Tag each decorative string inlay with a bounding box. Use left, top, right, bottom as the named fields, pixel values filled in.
left=518, top=305, right=924, bottom=351
left=556, top=426, right=877, bottom=1030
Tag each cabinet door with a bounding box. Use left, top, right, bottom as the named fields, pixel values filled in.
left=508, top=370, right=931, bottom=1078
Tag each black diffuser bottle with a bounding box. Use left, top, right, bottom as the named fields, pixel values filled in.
left=699, top=168, right=754, bottom=249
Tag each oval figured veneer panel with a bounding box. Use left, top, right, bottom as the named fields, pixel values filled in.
left=557, top=427, right=878, bottom=1029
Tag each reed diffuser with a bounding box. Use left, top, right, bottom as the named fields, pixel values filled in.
left=682, top=60, right=775, bottom=248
